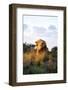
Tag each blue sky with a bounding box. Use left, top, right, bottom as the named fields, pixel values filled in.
left=23, top=15, right=58, bottom=51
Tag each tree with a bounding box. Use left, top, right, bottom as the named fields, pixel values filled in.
left=23, top=43, right=35, bottom=53
left=51, top=46, right=57, bottom=61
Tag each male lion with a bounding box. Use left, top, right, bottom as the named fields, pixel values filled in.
left=23, top=39, right=49, bottom=65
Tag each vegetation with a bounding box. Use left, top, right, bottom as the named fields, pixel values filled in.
left=23, top=43, right=57, bottom=75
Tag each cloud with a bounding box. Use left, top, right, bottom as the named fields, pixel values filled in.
left=48, top=25, right=57, bottom=30
left=23, top=25, right=57, bottom=41
left=33, top=26, right=46, bottom=31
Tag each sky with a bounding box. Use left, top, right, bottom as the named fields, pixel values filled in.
left=23, top=15, right=58, bottom=51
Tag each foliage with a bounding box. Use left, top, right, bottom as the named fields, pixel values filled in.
left=23, top=43, right=57, bottom=75
left=23, top=43, right=35, bottom=53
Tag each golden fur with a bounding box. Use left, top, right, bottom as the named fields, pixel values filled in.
left=23, top=39, right=49, bottom=65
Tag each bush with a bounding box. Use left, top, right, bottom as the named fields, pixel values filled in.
left=23, top=43, right=57, bottom=75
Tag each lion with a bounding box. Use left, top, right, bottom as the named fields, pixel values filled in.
left=23, top=39, right=49, bottom=65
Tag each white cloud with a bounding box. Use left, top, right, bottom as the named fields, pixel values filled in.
left=48, top=25, right=57, bottom=30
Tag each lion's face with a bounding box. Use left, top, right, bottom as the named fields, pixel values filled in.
left=34, top=39, right=46, bottom=51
